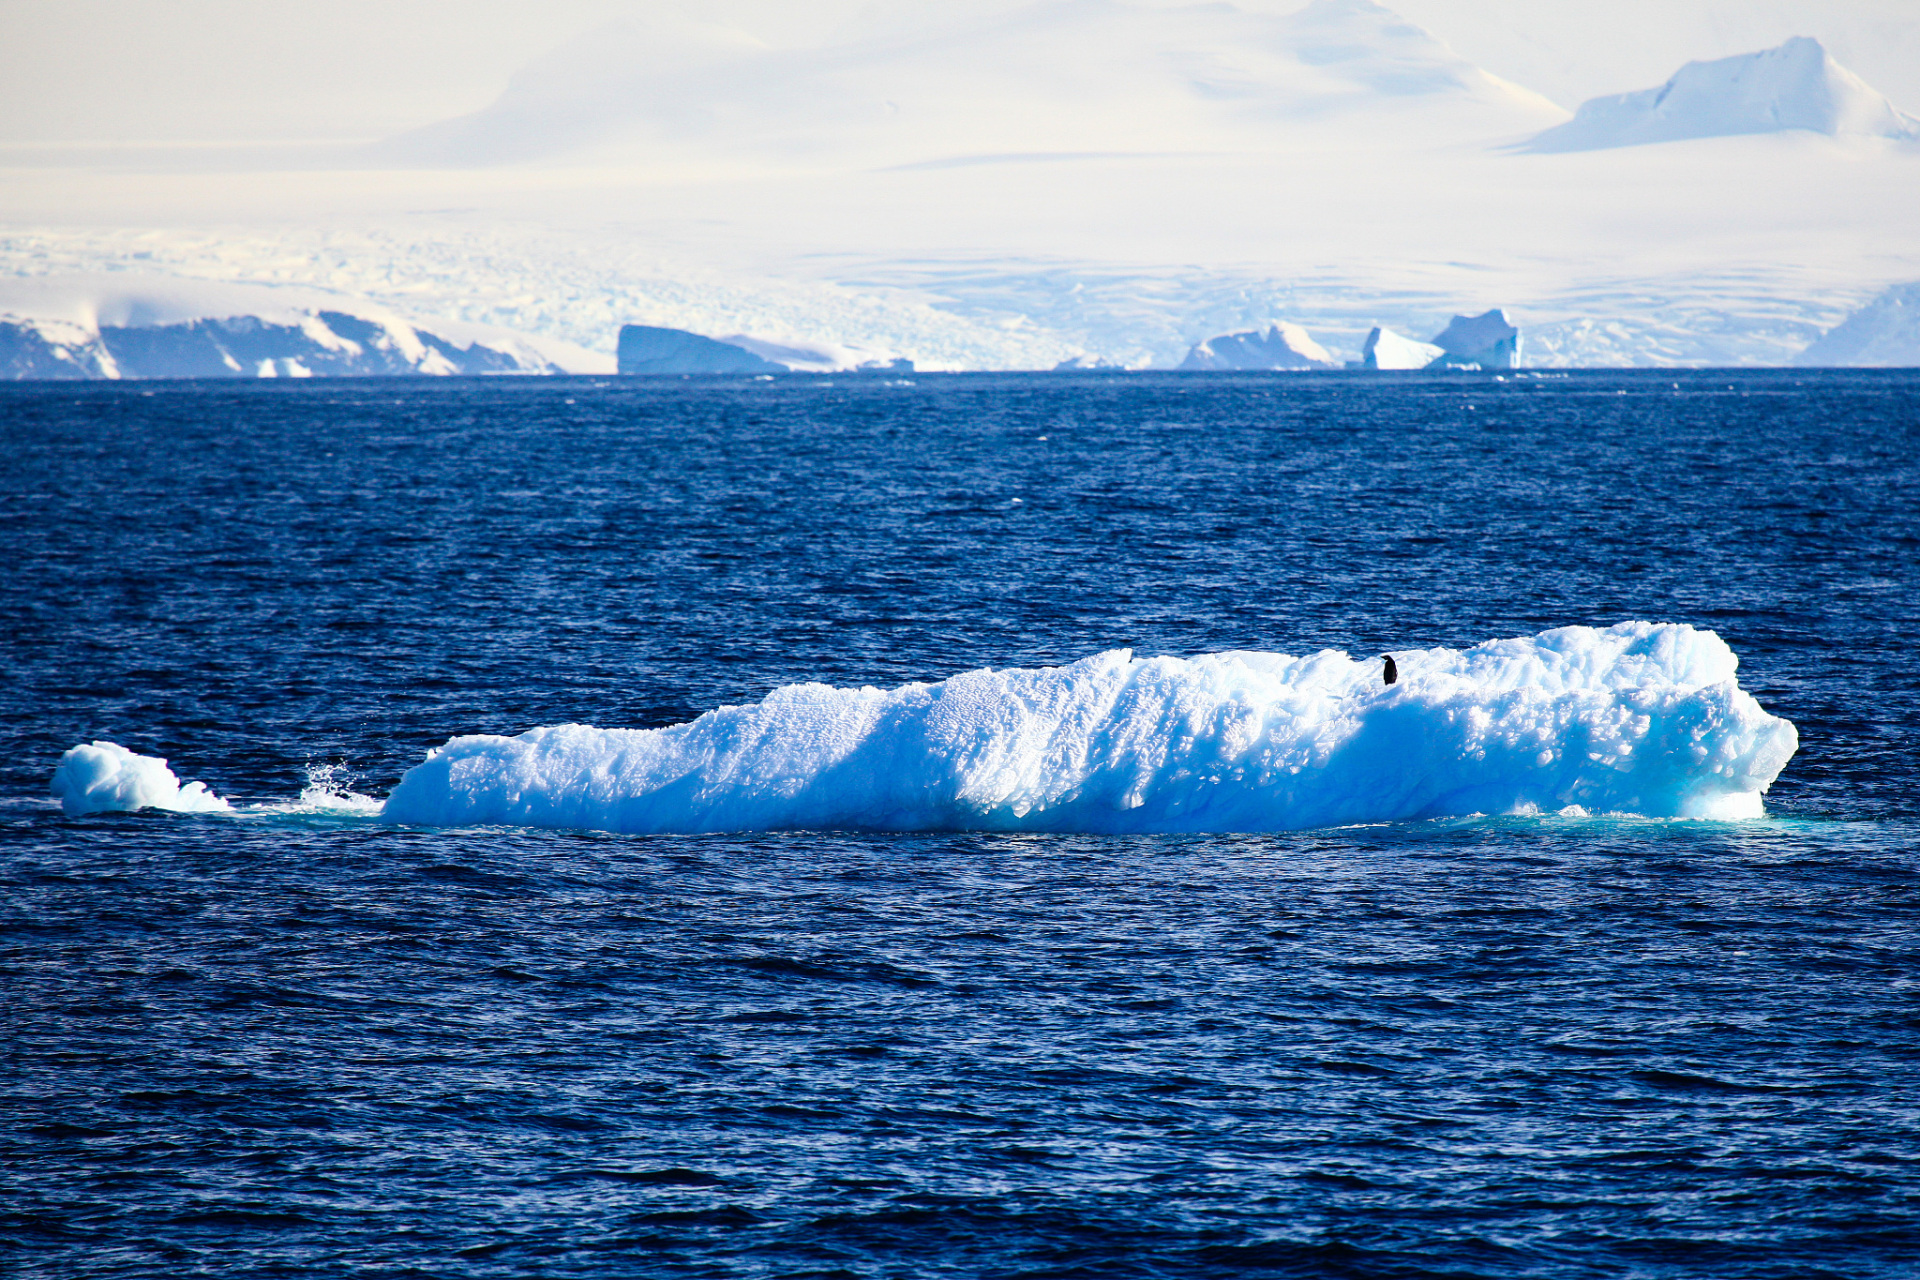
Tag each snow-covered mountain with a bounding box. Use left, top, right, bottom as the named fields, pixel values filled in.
left=0, top=274, right=610, bottom=379
left=3, top=6, right=1916, bottom=371
left=382, top=0, right=1566, bottom=168
left=1526, top=37, right=1920, bottom=152
left=1795, top=282, right=1920, bottom=366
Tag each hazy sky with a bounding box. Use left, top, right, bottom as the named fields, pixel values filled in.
left=2, top=0, right=1916, bottom=145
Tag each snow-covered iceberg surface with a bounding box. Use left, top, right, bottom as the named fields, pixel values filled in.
left=1796, top=283, right=1920, bottom=367
left=380, top=623, right=1797, bottom=836
left=50, top=742, right=232, bottom=818
left=1179, top=323, right=1336, bottom=371
left=0, top=273, right=609, bottom=379
left=1526, top=38, right=1920, bottom=153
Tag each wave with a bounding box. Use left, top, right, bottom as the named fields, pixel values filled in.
left=52, top=623, right=1799, bottom=835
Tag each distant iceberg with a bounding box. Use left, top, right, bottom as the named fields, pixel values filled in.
left=1361, top=327, right=1444, bottom=370
left=0, top=273, right=606, bottom=380
left=1429, top=308, right=1521, bottom=369
left=1179, top=323, right=1336, bottom=371
left=616, top=323, right=916, bottom=375
left=1526, top=37, right=1920, bottom=153
left=1357, top=311, right=1520, bottom=370
left=1795, top=283, right=1920, bottom=367
left=616, top=324, right=791, bottom=375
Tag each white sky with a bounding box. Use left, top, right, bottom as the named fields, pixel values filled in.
left=1, top=0, right=1915, bottom=145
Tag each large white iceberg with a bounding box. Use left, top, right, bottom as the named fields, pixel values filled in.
left=376, top=623, right=1796, bottom=835
left=1526, top=38, right=1920, bottom=153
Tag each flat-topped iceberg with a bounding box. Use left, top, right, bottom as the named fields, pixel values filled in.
left=377, top=623, right=1795, bottom=835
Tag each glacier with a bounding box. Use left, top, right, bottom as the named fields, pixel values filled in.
left=54, top=624, right=1797, bottom=835
left=0, top=273, right=610, bottom=380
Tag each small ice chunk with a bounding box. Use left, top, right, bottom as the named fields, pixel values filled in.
left=50, top=741, right=231, bottom=817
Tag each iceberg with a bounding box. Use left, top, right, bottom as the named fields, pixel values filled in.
left=1361, top=326, right=1445, bottom=370
left=0, top=273, right=607, bottom=380
left=616, top=324, right=791, bottom=375
left=1795, top=283, right=1920, bottom=367
left=1526, top=38, right=1920, bottom=153
left=376, top=623, right=1796, bottom=836
left=1178, top=323, right=1336, bottom=371
left=1429, top=309, right=1521, bottom=369
left=50, top=742, right=231, bottom=818
left=616, top=325, right=917, bottom=375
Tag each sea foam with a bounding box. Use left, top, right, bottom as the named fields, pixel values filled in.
left=377, top=622, right=1797, bottom=834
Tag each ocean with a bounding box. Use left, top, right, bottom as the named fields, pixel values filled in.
left=5, top=370, right=1917, bottom=1277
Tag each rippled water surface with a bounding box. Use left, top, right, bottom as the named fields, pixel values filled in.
left=5, top=371, right=1918, bottom=1277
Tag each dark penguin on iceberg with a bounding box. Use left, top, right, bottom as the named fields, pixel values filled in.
left=1382, top=654, right=1398, bottom=686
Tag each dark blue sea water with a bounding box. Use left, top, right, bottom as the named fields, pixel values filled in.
left=4, top=370, right=1918, bottom=1278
